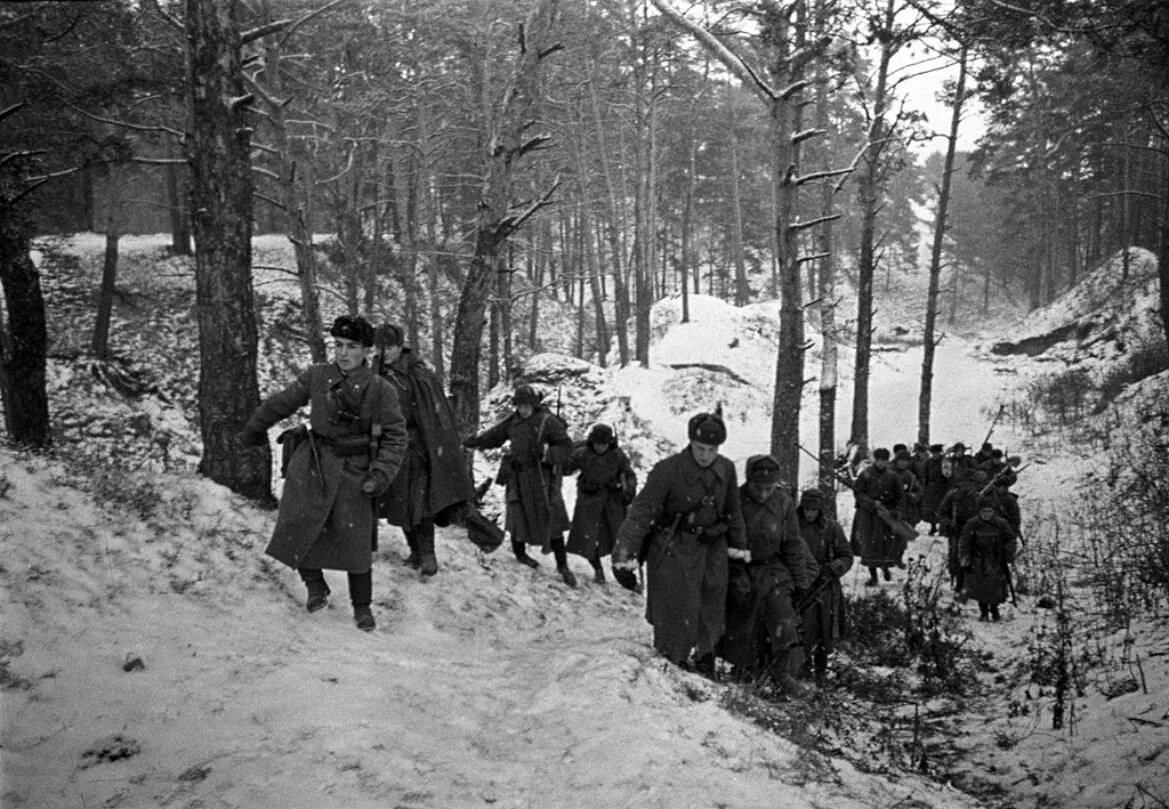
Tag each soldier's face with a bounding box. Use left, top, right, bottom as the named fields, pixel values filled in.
left=979, top=507, right=995, bottom=520
left=380, top=344, right=403, bottom=365
left=516, top=404, right=534, bottom=419
left=689, top=441, right=718, bottom=467
left=748, top=481, right=779, bottom=500
left=334, top=337, right=368, bottom=371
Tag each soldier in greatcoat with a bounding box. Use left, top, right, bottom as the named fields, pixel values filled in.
left=563, top=423, right=637, bottom=584
left=958, top=498, right=1018, bottom=621
left=241, top=315, right=407, bottom=632
left=938, top=469, right=988, bottom=592
left=373, top=324, right=501, bottom=578
left=851, top=447, right=906, bottom=585
left=719, top=455, right=816, bottom=696
left=920, top=443, right=950, bottom=535
left=463, top=384, right=577, bottom=587
left=796, top=488, right=853, bottom=686
left=893, top=448, right=924, bottom=527
left=611, top=412, right=749, bottom=674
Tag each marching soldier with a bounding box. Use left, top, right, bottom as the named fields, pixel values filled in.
left=563, top=423, right=638, bottom=584
left=797, top=488, right=853, bottom=686
left=719, top=455, right=816, bottom=696
left=959, top=498, right=1018, bottom=621
left=611, top=412, right=748, bottom=675
left=851, top=448, right=906, bottom=585
left=241, top=315, right=407, bottom=632
left=464, top=384, right=577, bottom=586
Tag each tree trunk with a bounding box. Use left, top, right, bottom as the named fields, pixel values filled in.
left=729, top=128, right=750, bottom=306
left=768, top=3, right=808, bottom=489
left=0, top=196, right=51, bottom=448
left=166, top=148, right=192, bottom=255
left=186, top=0, right=271, bottom=503
left=918, top=46, right=966, bottom=447
left=92, top=216, right=120, bottom=360
left=449, top=0, right=560, bottom=434
left=848, top=0, right=896, bottom=456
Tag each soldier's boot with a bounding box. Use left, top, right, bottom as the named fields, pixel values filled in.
left=978, top=602, right=990, bottom=622
left=771, top=650, right=809, bottom=699
left=990, top=604, right=1002, bottom=622
left=414, top=522, right=438, bottom=578
left=513, top=541, right=540, bottom=569
left=865, top=566, right=879, bottom=587
left=882, top=566, right=893, bottom=581
left=349, top=570, right=375, bottom=632
left=403, top=536, right=420, bottom=569
left=591, top=557, right=606, bottom=585
left=551, top=536, right=576, bottom=588
left=299, top=568, right=330, bottom=613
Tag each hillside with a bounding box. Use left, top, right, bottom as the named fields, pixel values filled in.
left=2, top=235, right=1167, bottom=808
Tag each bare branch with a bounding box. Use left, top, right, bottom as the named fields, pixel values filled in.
left=0, top=103, right=27, bottom=124
left=63, top=102, right=185, bottom=139
left=254, top=191, right=287, bottom=210
left=792, top=127, right=825, bottom=145
left=648, top=0, right=777, bottom=103
left=279, top=0, right=348, bottom=47
left=241, top=19, right=290, bottom=45
left=797, top=167, right=854, bottom=186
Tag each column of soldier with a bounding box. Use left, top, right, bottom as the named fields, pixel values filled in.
left=242, top=316, right=1021, bottom=696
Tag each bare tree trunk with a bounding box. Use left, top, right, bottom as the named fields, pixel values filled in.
left=92, top=212, right=120, bottom=360
left=449, top=0, right=561, bottom=433
left=918, top=46, right=966, bottom=447
left=0, top=192, right=51, bottom=448
left=729, top=127, right=749, bottom=306
left=589, top=74, right=630, bottom=366
left=681, top=141, right=697, bottom=323
left=768, top=2, right=808, bottom=488
left=186, top=0, right=270, bottom=503
left=166, top=146, right=192, bottom=255
left=848, top=0, right=896, bottom=456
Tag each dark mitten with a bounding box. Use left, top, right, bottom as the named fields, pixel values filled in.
left=361, top=469, right=390, bottom=497
left=240, top=425, right=268, bottom=446
left=613, top=565, right=641, bottom=593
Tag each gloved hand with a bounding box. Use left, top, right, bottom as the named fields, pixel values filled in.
left=612, top=561, right=640, bottom=593
left=240, top=426, right=268, bottom=447
left=461, top=436, right=479, bottom=450
left=360, top=469, right=390, bottom=497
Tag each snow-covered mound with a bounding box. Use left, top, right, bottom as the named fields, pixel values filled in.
left=991, top=248, right=1164, bottom=375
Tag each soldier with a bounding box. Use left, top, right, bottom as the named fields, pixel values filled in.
left=373, top=323, right=501, bottom=579
left=719, top=456, right=817, bottom=696
left=851, top=447, right=906, bottom=585
left=796, top=488, right=853, bottom=686
left=610, top=412, right=749, bottom=674
left=241, top=315, right=407, bottom=632
left=463, top=384, right=577, bottom=587
left=946, top=442, right=977, bottom=486
left=563, top=423, right=637, bottom=584
left=893, top=449, right=924, bottom=528
left=959, top=498, right=1018, bottom=621
left=920, top=443, right=950, bottom=535
left=937, top=469, right=987, bottom=592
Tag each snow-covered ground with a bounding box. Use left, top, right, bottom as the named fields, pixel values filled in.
left=2, top=236, right=1166, bottom=808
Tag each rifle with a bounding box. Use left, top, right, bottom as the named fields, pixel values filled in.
left=980, top=403, right=1007, bottom=451
left=979, top=461, right=1032, bottom=497
left=797, top=444, right=917, bottom=544
left=1003, top=561, right=1018, bottom=606
left=794, top=568, right=836, bottom=613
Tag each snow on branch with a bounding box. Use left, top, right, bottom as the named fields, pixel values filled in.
left=648, top=0, right=778, bottom=104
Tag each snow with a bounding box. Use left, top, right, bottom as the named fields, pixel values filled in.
left=3, top=235, right=1167, bottom=808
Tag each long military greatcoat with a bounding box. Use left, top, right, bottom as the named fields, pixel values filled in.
left=720, top=486, right=816, bottom=672
left=798, top=508, right=853, bottom=657
left=377, top=348, right=473, bottom=529
left=613, top=449, right=747, bottom=665
left=851, top=463, right=906, bottom=568
left=563, top=443, right=637, bottom=561
left=246, top=362, right=406, bottom=573
left=472, top=405, right=572, bottom=550
left=959, top=513, right=1018, bottom=605
left=920, top=454, right=950, bottom=524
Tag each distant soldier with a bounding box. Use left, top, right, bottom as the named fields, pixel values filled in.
left=893, top=449, right=924, bottom=528
left=945, top=442, right=977, bottom=486
left=938, top=469, right=987, bottom=592
left=978, top=448, right=1017, bottom=490
left=911, top=442, right=930, bottom=483
left=373, top=323, right=501, bottom=579
left=920, top=443, right=950, bottom=535
left=240, top=315, right=407, bottom=632
left=611, top=412, right=748, bottom=674
left=563, top=423, right=637, bottom=584
left=959, top=498, right=1018, bottom=621
left=719, top=455, right=816, bottom=696
left=851, top=447, right=906, bottom=586
left=463, top=384, right=577, bottom=587
left=796, top=488, right=853, bottom=686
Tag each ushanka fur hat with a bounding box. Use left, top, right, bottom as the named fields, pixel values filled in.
left=687, top=412, right=727, bottom=446
left=330, top=315, right=375, bottom=347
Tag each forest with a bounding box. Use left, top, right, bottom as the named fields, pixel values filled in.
left=1, top=0, right=1167, bottom=500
